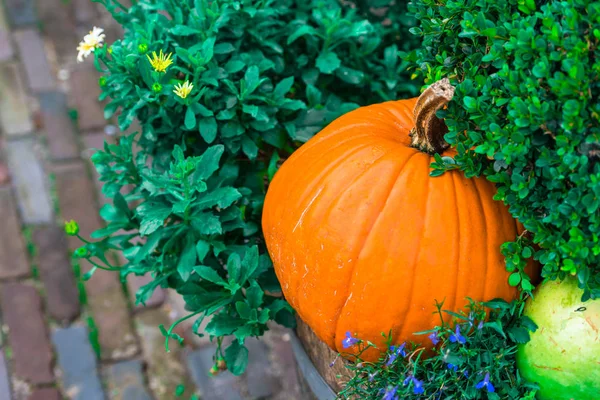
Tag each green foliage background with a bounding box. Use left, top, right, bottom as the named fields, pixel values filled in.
left=82, top=0, right=422, bottom=374
left=409, top=0, right=600, bottom=300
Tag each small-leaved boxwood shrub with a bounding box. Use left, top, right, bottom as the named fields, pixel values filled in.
left=76, top=0, right=421, bottom=374
left=408, top=0, right=600, bottom=299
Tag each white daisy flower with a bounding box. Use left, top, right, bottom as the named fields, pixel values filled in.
left=76, top=27, right=106, bottom=63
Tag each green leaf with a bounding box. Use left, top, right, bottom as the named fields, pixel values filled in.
left=508, top=272, right=522, bottom=286
left=224, top=341, right=248, bottom=376
left=227, top=253, right=242, bottom=284
left=193, top=265, right=226, bottom=285
left=185, top=107, right=197, bottom=130
left=246, top=281, right=264, bottom=309
left=193, top=145, right=224, bottom=180
left=316, top=51, right=341, bottom=74
left=199, top=117, right=217, bottom=143
left=205, top=312, right=244, bottom=336
left=195, top=240, right=210, bottom=262
left=170, top=25, right=200, bottom=36
left=287, top=25, right=318, bottom=45
left=177, top=235, right=197, bottom=281
left=235, top=301, right=252, bottom=319
left=240, top=246, right=259, bottom=284
left=273, top=77, right=294, bottom=98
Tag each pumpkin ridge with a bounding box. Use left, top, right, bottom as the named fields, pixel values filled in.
left=397, top=157, right=432, bottom=341
left=282, top=139, right=381, bottom=217
left=331, top=149, right=423, bottom=351
left=294, top=147, right=397, bottom=333
left=472, top=178, right=490, bottom=301
left=285, top=124, right=377, bottom=164
left=449, top=171, right=461, bottom=317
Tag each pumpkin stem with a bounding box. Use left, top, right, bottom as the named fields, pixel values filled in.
left=410, top=78, right=455, bottom=154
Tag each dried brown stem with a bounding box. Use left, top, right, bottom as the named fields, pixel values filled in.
left=410, top=78, right=456, bottom=154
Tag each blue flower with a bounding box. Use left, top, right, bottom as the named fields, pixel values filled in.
left=403, top=376, right=425, bottom=395
left=447, top=363, right=458, bottom=372
left=412, top=377, right=424, bottom=395
left=429, top=331, right=440, bottom=345
left=385, top=342, right=407, bottom=366
left=475, top=373, right=495, bottom=393
left=449, top=325, right=466, bottom=344
left=463, top=370, right=469, bottom=378
left=381, top=385, right=398, bottom=400
left=342, top=331, right=359, bottom=349
left=477, top=320, right=484, bottom=330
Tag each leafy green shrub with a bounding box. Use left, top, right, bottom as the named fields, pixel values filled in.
left=339, top=298, right=539, bottom=399
left=77, top=0, right=421, bottom=374
left=408, top=0, right=600, bottom=299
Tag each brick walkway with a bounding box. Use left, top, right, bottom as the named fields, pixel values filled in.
left=0, top=1, right=301, bottom=399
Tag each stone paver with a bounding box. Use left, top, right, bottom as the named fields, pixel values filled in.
left=82, top=131, right=115, bottom=206
left=0, top=350, right=11, bottom=400
left=14, top=29, right=56, bottom=92
left=32, top=226, right=81, bottom=322
left=5, top=137, right=54, bottom=224
left=52, top=161, right=101, bottom=248
left=246, top=338, right=277, bottom=399
left=0, top=62, right=33, bottom=136
left=128, top=274, right=166, bottom=311
left=0, top=187, right=30, bottom=279
left=106, top=360, right=152, bottom=400
left=28, top=388, right=61, bottom=400
left=4, top=0, right=37, bottom=27
left=38, top=91, right=80, bottom=160
left=73, top=0, right=99, bottom=25
left=52, top=160, right=139, bottom=360
left=35, top=0, right=78, bottom=64
left=0, top=5, right=14, bottom=61
left=69, top=64, right=106, bottom=131
left=0, top=283, right=54, bottom=385
left=52, top=325, right=104, bottom=400
left=135, top=308, right=196, bottom=400
left=186, top=346, right=243, bottom=400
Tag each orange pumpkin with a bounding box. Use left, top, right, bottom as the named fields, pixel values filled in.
left=262, top=79, right=537, bottom=361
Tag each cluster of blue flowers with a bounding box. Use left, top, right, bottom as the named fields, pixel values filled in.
left=341, top=320, right=497, bottom=398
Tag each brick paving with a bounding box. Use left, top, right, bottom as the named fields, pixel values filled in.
left=0, top=1, right=301, bottom=399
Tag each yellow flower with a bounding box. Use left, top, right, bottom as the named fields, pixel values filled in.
left=174, top=81, right=194, bottom=99
left=147, top=50, right=173, bottom=73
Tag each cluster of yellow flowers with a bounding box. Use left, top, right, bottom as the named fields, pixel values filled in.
left=146, top=50, right=194, bottom=99
left=77, top=27, right=194, bottom=99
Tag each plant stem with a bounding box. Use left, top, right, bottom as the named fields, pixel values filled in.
left=410, top=78, right=456, bottom=155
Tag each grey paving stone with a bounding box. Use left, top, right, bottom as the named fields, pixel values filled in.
left=32, top=226, right=80, bottom=321
left=245, top=338, right=276, bottom=399
left=0, top=5, right=14, bottom=61
left=14, top=29, right=56, bottom=92
left=4, top=0, right=37, bottom=27
left=0, top=187, right=30, bottom=279
left=106, top=360, right=152, bottom=400
left=186, top=346, right=243, bottom=400
left=135, top=308, right=196, bottom=400
left=0, top=350, right=11, bottom=400
left=0, top=62, right=33, bottom=136
left=38, top=91, right=80, bottom=160
left=0, top=283, right=54, bottom=384
left=28, top=388, right=61, bottom=400
left=68, top=63, right=106, bottom=131
left=4, top=137, right=53, bottom=224
left=51, top=325, right=105, bottom=400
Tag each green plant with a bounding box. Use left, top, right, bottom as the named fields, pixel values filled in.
left=407, top=0, right=600, bottom=299
left=75, top=0, right=421, bottom=375
left=338, top=298, right=539, bottom=399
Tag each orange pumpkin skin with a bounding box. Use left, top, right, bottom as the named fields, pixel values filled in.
left=262, top=97, right=535, bottom=361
